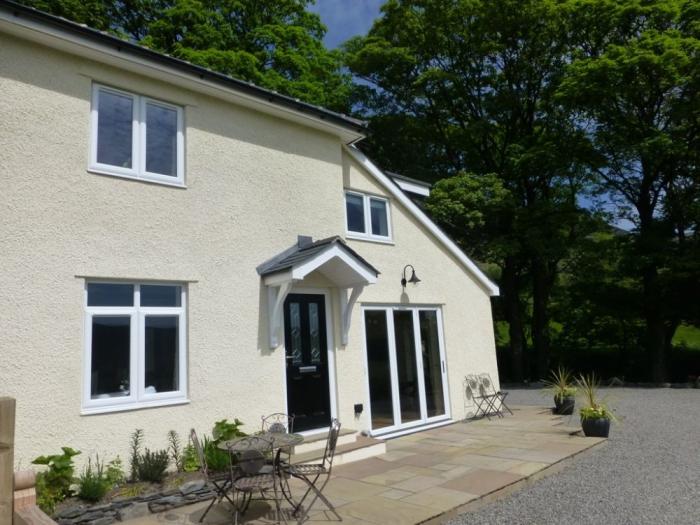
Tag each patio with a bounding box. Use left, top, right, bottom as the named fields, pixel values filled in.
left=127, top=405, right=605, bottom=525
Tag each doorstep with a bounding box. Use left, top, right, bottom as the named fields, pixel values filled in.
left=291, top=434, right=387, bottom=466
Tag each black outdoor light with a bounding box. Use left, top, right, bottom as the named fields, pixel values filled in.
left=401, top=264, right=421, bottom=288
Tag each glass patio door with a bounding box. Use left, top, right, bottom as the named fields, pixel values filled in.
left=363, top=306, right=449, bottom=434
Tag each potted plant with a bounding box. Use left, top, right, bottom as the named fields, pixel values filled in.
left=543, top=366, right=577, bottom=415
left=577, top=373, right=615, bottom=437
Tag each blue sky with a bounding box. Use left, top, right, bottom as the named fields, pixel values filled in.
left=308, top=0, right=384, bottom=49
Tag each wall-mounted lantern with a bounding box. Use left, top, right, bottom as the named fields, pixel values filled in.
left=401, top=264, right=421, bottom=288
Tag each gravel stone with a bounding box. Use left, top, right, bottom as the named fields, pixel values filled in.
left=448, top=388, right=700, bottom=525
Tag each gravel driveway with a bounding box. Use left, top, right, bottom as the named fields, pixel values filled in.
left=447, top=388, right=700, bottom=525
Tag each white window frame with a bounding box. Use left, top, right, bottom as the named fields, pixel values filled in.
left=361, top=305, right=451, bottom=436
left=344, top=190, right=393, bottom=243
left=82, top=281, right=188, bottom=414
left=89, top=84, right=185, bottom=187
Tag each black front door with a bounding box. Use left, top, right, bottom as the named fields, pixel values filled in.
left=284, top=294, right=331, bottom=431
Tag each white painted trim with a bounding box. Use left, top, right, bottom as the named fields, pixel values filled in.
left=344, top=190, right=393, bottom=242
left=344, top=145, right=500, bottom=296
left=290, top=245, right=378, bottom=284
left=340, top=285, right=364, bottom=346
left=89, top=83, right=185, bottom=186
left=373, top=418, right=453, bottom=440
left=282, top=288, right=339, bottom=431
left=392, top=178, right=431, bottom=197
left=0, top=13, right=365, bottom=144
left=267, top=280, right=293, bottom=348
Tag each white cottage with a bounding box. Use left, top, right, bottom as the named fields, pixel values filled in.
left=0, top=1, right=500, bottom=465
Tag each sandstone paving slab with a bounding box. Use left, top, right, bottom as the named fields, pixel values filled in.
left=440, top=468, right=524, bottom=496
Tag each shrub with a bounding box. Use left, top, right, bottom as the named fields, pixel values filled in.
left=182, top=444, right=199, bottom=472
left=32, top=447, right=81, bottom=515
left=136, top=449, right=169, bottom=483
left=105, top=456, right=125, bottom=486
left=167, top=430, right=183, bottom=472
left=129, top=429, right=144, bottom=482
left=212, top=419, right=245, bottom=442
left=78, top=456, right=109, bottom=502
left=202, top=437, right=229, bottom=472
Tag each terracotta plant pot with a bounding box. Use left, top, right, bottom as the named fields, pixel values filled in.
left=553, top=395, right=575, bottom=415
left=581, top=416, right=610, bottom=437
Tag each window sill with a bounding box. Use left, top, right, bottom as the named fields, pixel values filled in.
left=345, top=233, right=395, bottom=245
left=81, top=397, right=190, bottom=416
left=88, top=168, right=187, bottom=189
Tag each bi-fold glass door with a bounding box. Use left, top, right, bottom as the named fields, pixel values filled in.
left=363, top=306, right=450, bottom=434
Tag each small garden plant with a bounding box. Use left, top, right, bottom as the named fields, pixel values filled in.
left=543, top=366, right=577, bottom=400
left=577, top=373, right=616, bottom=421
left=32, top=447, right=81, bottom=514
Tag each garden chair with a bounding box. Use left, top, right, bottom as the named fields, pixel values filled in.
left=478, top=373, right=513, bottom=417
left=262, top=413, right=296, bottom=467
left=190, top=428, right=235, bottom=522
left=465, top=375, right=493, bottom=419
left=229, top=436, right=288, bottom=525
left=284, top=418, right=342, bottom=524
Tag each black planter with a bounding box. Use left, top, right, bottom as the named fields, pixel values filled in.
left=581, top=416, right=611, bottom=437
left=553, top=395, right=575, bottom=415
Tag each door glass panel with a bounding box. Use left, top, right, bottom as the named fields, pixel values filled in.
left=144, top=316, right=179, bottom=393
left=289, top=302, right=302, bottom=365
left=91, top=316, right=130, bottom=398
left=393, top=310, right=421, bottom=423
left=97, top=90, right=133, bottom=169
left=309, top=303, right=321, bottom=364
left=364, top=310, right=395, bottom=429
left=145, top=102, right=178, bottom=176
left=419, top=311, right=445, bottom=417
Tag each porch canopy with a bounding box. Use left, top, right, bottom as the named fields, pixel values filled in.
left=258, top=236, right=379, bottom=348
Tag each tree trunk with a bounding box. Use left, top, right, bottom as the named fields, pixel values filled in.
left=531, top=258, right=555, bottom=380
left=643, top=264, right=667, bottom=383
left=501, top=257, right=526, bottom=382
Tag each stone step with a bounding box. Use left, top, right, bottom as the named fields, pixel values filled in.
left=291, top=435, right=386, bottom=467
left=292, top=428, right=358, bottom=455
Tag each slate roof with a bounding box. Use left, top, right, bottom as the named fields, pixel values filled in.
left=257, top=236, right=380, bottom=277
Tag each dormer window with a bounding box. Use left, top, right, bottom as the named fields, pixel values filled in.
left=345, top=191, right=392, bottom=242
left=89, top=84, right=184, bottom=186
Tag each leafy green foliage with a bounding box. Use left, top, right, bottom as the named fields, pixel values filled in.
left=577, top=373, right=616, bottom=421
left=182, top=444, right=200, bottom=472
left=136, top=449, right=170, bottom=483
left=167, top=430, right=183, bottom=472
left=212, top=418, right=245, bottom=442
left=543, top=367, right=577, bottom=399
left=18, top=0, right=353, bottom=111
left=129, top=429, right=144, bottom=482
left=78, top=455, right=109, bottom=502
left=33, top=447, right=81, bottom=514
left=105, top=456, right=126, bottom=486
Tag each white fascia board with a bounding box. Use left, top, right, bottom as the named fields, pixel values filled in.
left=344, top=145, right=500, bottom=297
left=393, top=178, right=431, bottom=197
left=291, top=245, right=378, bottom=285
left=0, top=14, right=365, bottom=144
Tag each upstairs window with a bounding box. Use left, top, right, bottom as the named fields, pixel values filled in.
left=90, top=84, right=184, bottom=186
left=83, top=282, right=187, bottom=414
left=345, top=191, right=392, bottom=241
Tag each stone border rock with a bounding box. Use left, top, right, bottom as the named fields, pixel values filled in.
left=54, top=481, right=214, bottom=525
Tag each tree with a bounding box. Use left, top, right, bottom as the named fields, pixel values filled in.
left=345, top=0, right=590, bottom=379
left=19, top=0, right=353, bottom=111
left=559, top=0, right=700, bottom=381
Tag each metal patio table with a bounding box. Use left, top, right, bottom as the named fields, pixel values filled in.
left=219, top=431, right=304, bottom=454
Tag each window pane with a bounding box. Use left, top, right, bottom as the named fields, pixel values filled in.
left=419, top=311, right=445, bottom=417
left=141, top=285, right=181, bottom=307
left=145, top=103, right=178, bottom=177
left=96, top=90, right=133, bottom=169
left=345, top=193, right=365, bottom=233
left=91, top=316, right=131, bottom=398
left=365, top=310, right=395, bottom=429
left=145, top=316, right=179, bottom=393
left=87, top=283, right=134, bottom=306
left=393, top=310, right=421, bottom=423
left=370, top=198, right=389, bottom=237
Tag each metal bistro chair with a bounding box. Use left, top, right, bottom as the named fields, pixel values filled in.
left=478, top=373, right=513, bottom=417
left=465, top=375, right=491, bottom=419
left=190, top=429, right=235, bottom=522
left=262, top=413, right=296, bottom=466
left=229, top=436, right=288, bottom=525
left=284, top=418, right=342, bottom=524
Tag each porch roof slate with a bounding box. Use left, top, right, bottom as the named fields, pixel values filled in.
left=257, top=236, right=380, bottom=278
